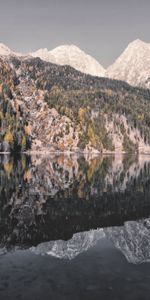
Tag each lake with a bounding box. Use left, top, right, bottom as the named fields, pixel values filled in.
left=0, top=153, right=150, bottom=300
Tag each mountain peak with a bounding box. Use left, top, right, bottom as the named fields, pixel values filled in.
left=0, top=43, right=24, bottom=57
left=31, top=44, right=105, bottom=77
left=106, top=38, right=150, bottom=88
left=0, top=43, right=11, bottom=55
left=130, top=38, right=145, bottom=45
left=51, top=44, right=84, bottom=52
left=127, top=39, right=150, bottom=50
left=34, top=47, right=49, bottom=53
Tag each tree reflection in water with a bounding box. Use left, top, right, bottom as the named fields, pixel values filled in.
left=0, top=153, right=150, bottom=249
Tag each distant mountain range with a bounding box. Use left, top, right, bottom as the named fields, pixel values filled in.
left=0, top=39, right=150, bottom=88
left=0, top=43, right=105, bottom=77
left=0, top=40, right=150, bottom=153
left=31, top=44, right=105, bottom=77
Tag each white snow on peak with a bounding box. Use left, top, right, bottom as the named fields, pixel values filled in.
left=0, top=43, right=12, bottom=56
left=0, top=43, right=24, bottom=57
left=31, top=44, right=105, bottom=77
left=0, top=39, right=150, bottom=88
left=106, top=39, right=150, bottom=88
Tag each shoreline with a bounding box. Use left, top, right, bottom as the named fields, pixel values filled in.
left=0, top=150, right=150, bottom=156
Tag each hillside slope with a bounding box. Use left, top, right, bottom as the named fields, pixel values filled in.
left=0, top=58, right=31, bottom=152
left=1, top=56, right=150, bottom=153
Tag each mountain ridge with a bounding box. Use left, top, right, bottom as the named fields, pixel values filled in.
left=0, top=39, right=150, bottom=89
left=31, top=44, right=105, bottom=77
left=0, top=43, right=105, bottom=77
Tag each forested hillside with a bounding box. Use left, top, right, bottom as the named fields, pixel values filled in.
left=1, top=56, right=150, bottom=153
left=0, top=58, right=31, bottom=152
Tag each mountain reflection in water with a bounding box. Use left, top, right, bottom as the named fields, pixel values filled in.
left=1, top=154, right=150, bottom=300
left=0, top=153, right=150, bottom=251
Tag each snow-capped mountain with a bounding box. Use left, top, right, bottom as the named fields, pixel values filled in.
left=0, top=43, right=23, bottom=57
left=0, top=43, right=12, bottom=56
left=106, top=39, right=150, bottom=89
left=1, top=39, right=150, bottom=87
left=31, top=44, right=105, bottom=77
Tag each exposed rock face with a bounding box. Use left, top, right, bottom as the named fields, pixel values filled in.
left=29, top=100, right=79, bottom=152
left=106, top=39, right=150, bottom=89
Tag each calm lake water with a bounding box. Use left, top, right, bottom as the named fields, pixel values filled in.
left=0, top=153, right=150, bottom=300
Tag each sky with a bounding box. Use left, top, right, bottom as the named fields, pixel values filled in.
left=0, top=0, right=149, bottom=67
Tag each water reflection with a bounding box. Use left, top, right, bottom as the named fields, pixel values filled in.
left=0, top=154, right=150, bottom=251
left=1, top=154, right=150, bottom=299
left=31, top=216, right=150, bottom=265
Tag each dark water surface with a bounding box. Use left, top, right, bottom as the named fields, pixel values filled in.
left=0, top=154, right=150, bottom=300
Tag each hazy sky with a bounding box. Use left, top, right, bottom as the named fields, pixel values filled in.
left=0, top=0, right=149, bottom=67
